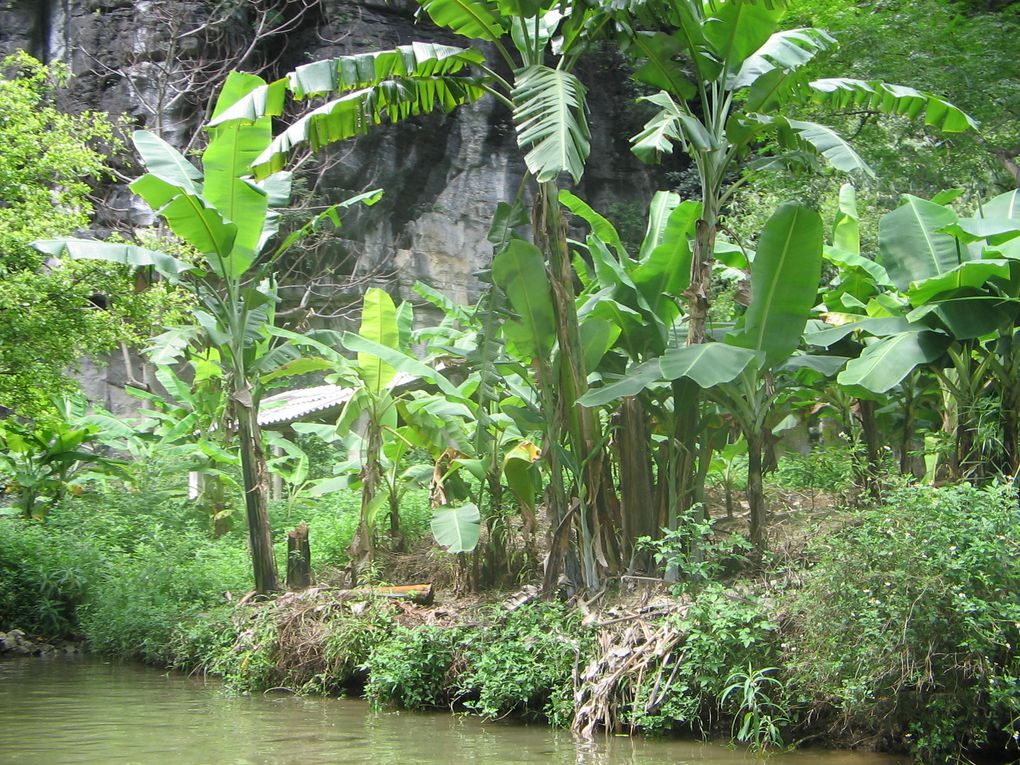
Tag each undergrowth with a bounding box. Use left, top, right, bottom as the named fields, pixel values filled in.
left=784, top=481, right=1020, bottom=762
left=459, top=602, right=589, bottom=727
left=2, top=456, right=1018, bottom=762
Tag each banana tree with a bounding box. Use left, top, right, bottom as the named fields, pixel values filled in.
left=610, top=0, right=975, bottom=529
left=561, top=188, right=703, bottom=562
left=618, top=0, right=975, bottom=346
left=413, top=278, right=549, bottom=585
left=277, top=287, right=471, bottom=581
left=582, top=202, right=824, bottom=550
left=811, top=188, right=1020, bottom=481
left=209, top=0, right=634, bottom=591
left=33, top=73, right=382, bottom=594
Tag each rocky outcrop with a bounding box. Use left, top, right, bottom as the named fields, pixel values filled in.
left=1, top=0, right=673, bottom=303
left=0, top=0, right=681, bottom=405
left=0, top=629, right=83, bottom=658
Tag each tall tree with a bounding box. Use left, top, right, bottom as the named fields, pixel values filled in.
left=611, top=0, right=974, bottom=531
left=214, top=2, right=625, bottom=591
left=0, top=52, right=184, bottom=420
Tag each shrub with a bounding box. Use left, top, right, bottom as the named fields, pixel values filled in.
left=307, top=601, right=396, bottom=693
left=784, top=482, right=1020, bottom=761
left=628, top=584, right=781, bottom=735
left=637, top=507, right=753, bottom=589
left=769, top=444, right=857, bottom=501
left=203, top=604, right=281, bottom=693
left=364, top=625, right=465, bottom=710
left=0, top=517, right=101, bottom=637
left=459, top=602, right=590, bottom=727
left=78, top=529, right=249, bottom=664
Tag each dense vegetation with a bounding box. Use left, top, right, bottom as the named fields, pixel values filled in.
left=0, top=53, right=188, bottom=419
left=2, top=0, right=1020, bottom=762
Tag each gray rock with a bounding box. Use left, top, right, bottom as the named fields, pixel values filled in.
left=0, top=0, right=681, bottom=414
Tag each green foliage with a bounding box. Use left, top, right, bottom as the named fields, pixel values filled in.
left=201, top=605, right=280, bottom=693
left=735, top=0, right=1019, bottom=247
left=365, top=625, right=466, bottom=709
left=0, top=52, right=184, bottom=419
left=308, top=602, right=397, bottom=693
left=637, top=509, right=753, bottom=589
left=460, top=602, right=589, bottom=726
left=0, top=51, right=112, bottom=275
left=0, top=399, right=128, bottom=520
left=786, top=482, right=1020, bottom=760
left=789, top=0, right=1019, bottom=195
left=0, top=467, right=249, bottom=659
left=769, top=444, right=856, bottom=498
left=78, top=529, right=250, bottom=665
left=628, top=584, right=780, bottom=735
left=721, top=664, right=790, bottom=752
left=0, top=517, right=101, bottom=637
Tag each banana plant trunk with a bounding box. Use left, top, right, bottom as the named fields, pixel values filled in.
left=1003, top=387, right=1020, bottom=477
left=997, top=336, right=1020, bottom=476
left=899, top=375, right=917, bottom=475
left=349, top=418, right=382, bottom=586
left=534, top=181, right=618, bottom=592
left=665, top=208, right=718, bottom=571
left=616, top=396, right=656, bottom=570
left=746, top=432, right=766, bottom=552
left=858, top=398, right=882, bottom=500
left=388, top=490, right=405, bottom=552
left=686, top=217, right=717, bottom=346
left=234, top=390, right=279, bottom=595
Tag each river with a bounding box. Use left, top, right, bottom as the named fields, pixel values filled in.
left=0, top=657, right=907, bottom=765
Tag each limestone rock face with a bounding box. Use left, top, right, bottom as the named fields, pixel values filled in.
left=2, top=0, right=670, bottom=304
left=1, top=0, right=678, bottom=404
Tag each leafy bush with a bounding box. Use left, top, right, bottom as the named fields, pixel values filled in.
left=769, top=444, right=857, bottom=499
left=0, top=517, right=102, bottom=637
left=77, top=529, right=249, bottom=664
left=201, top=604, right=281, bottom=694
left=364, top=625, right=465, bottom=710
left=785, top=482, right=1020, bottom=761
left=637, top=507, right=753, bottom=589
left=460, top=602, right=590, bottom=726
left=310, top=602, right=395, bottom=692
left=167, top=604, right=239, bottom=675
left=629, top=584, right=781, bottom=735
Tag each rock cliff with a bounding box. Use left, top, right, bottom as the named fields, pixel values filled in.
left=2, top=0, right=671, bottom=303
left=1, top=0, right=679, bottom=409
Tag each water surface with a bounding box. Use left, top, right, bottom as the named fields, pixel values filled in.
left=0, top=657, right=907, bottom=765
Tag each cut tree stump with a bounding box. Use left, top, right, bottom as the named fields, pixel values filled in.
left=286, top=523, right=314, bottom=590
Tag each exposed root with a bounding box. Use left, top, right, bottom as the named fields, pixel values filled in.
left=572, top=603, right=689, bottom=739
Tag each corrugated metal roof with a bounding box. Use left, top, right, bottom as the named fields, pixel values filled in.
left=258, top=384, right=352, bottom=427
left=257, top=371, right=419, bottom=428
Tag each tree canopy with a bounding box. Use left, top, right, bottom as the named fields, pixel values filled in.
left=0, top=52, right=186, bottom=419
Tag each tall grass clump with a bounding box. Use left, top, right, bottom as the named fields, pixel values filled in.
left=0, top=516, right=102, bottom=637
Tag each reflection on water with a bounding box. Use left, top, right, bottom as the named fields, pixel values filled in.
left=0, top=657, right=907, bottom=765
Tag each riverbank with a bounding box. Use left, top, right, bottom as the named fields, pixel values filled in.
left=0, top=629, right=82, bottom=658
left=1, top=480, right=1018, bottom=763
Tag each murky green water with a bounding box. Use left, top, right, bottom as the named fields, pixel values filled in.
left=0, top=657, right=906, bottom=765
